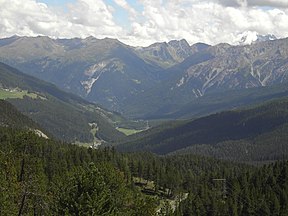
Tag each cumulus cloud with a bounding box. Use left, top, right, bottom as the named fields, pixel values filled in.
left=0, top=0, right=123, bottom=39
left=66, top=0, right=123, bottom=37
left=0, top=0, right=287, bottom=46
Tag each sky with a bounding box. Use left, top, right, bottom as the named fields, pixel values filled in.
left=0, top=0, right=288, bottom=46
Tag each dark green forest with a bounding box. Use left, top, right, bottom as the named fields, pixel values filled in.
left=0, top=100, right=39, bottom=129
left=1, top=126, right=288, bottom=215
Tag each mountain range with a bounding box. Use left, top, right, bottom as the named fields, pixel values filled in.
left=0, top=35, right=286, bottom=119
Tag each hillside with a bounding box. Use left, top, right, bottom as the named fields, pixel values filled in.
left=0, top=62, right=125, bottom=143
left=117, top=98, right=288, bottom=161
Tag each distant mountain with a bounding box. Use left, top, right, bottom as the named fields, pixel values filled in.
left=117, top=98, right=288, bottom=161
left=170, top=38, right=288, bottom=96
left=0, top=36, right=288, bottom=120
left=0, top=62, right=125, bottom=143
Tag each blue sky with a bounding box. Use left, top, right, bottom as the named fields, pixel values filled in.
left=1, top=0, right=288, bottom=46
left=105, top=0, right=134, bottom=28
left=37, top=0, right=76, bottom=9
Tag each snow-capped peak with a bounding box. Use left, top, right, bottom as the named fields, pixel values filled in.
left=235, top=31, right=277, bottom=45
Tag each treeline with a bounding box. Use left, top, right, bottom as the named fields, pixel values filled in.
left=1, top=127, right=288, bottom=215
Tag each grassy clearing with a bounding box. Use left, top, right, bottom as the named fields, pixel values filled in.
left=0, top=89, right=42, bottom=100
left=116, top=127, right=143, bottom=136
left=74, top=123, right=101, bottom=148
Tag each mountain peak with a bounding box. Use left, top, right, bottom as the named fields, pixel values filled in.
left=168, top=38, right=189, bottom=47
left=135, top=39, right=193, bottom=68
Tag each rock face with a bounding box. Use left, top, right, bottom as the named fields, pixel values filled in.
left=170, top=38, right=288, bottom=98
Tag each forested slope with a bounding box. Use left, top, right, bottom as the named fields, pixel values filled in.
left=0, top=99, right=39, bottom=129
left=117, top=98, right=288, bottom=161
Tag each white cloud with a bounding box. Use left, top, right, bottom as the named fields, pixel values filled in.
left=0, top=0, right=123, bottom=39
left=122, top=0, right=288, bottom=46
left=65, top=0, right=123, bottom=37
left=0, top=0, right=287, bottom=46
